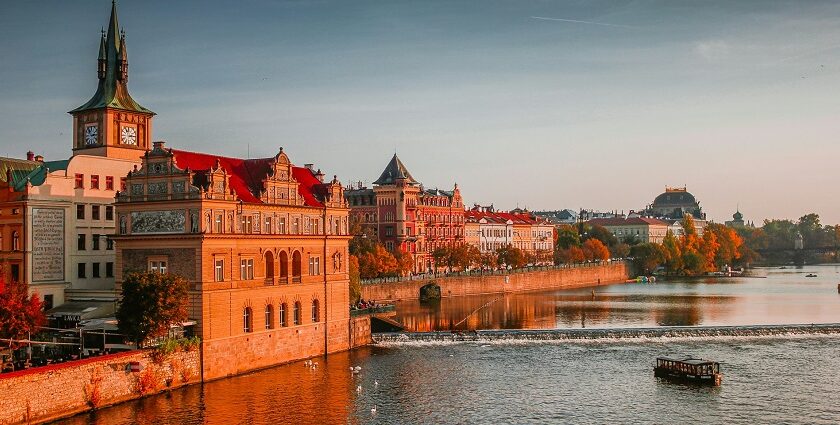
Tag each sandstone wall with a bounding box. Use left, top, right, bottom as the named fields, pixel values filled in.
left=361, top=262, right=629, bottom=302
left=0, top=349, right=200, bottom=425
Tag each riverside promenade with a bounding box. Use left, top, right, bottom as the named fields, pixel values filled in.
left=361, top=262, right=629, bottom=302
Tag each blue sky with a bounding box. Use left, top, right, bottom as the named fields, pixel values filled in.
left=2, top=1, right=840, bottom=223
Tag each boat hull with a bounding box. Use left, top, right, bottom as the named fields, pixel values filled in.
left=654, top=368, right=722, bottom=386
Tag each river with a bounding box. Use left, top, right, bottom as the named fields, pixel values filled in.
left=57, top=265, right=840, bottom=424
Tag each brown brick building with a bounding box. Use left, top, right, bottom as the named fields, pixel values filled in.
left=113, top=142, right=353, bottom=380
left=345, top=154, right=465, bottom=272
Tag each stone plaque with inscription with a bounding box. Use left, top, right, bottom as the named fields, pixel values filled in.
left=32, top=208, right=65, bottom=281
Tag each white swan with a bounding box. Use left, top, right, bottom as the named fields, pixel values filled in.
left=374, top=380, right=379, bottom=386
left=371, top=406, right=377, bottom=413
left=356, top=385, right=362, bottom=393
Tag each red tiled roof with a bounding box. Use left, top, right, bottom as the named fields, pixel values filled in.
left=465, top=210, right=546, bottom=225
left=170, top=149, right=325, bottom=207
left=587, top=217, right=669, bottom=227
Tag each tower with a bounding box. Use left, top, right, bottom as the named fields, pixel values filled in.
left=69, top=1, right=154, bottom=160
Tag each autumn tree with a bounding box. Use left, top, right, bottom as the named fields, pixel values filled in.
left=555, top=246, right=585, bottom=264
left=116, top=272, right=189, bottom=347
left=432, top=247, right=452, bottom=271
left=393, top=248, right=415, bottom=276
left=582, top=238, right=610, bottom=262
left=496, top=245, right=526, bottom=268
left=0, top=278, right=45, bottom=349
left=662, top=230, right=682, bottom=274
left=348, top=255, right=361, bottom=303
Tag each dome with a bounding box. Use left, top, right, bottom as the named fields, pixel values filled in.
left=652, top=189, right=697, bottom=207
left=733, top=210, right=743, bottom=220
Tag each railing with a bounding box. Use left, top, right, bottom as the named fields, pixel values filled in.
left=292, top=276, right=302, bottom=283
left=360, top=260, right=627, bottom=285
left=264, top=277, right=275, bottom=286
left=350, top=305, right=396, bottom=317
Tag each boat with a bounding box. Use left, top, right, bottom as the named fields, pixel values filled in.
left=654, top=357, right=722, bottom=386
left=806, top=274, right=817, bottom=278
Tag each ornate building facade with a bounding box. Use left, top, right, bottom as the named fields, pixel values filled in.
left=465, top=206, right=554, bottom=264
left=345, top=154, right=465, bottom=272
left=114, top=143, right=352, bottom=380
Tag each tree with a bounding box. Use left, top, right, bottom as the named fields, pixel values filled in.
left=432, top=247, right=452, bottom=271
left=358, top=251, right=379, bottom=279
left=348, top=255, right=361, bottom=303
left=582, top=223, right=618, bottom=248
left=555, top=225, right=580, bottom=249
left=393, top=248, right=414, bottom=276
left=662, top=230, right=682, bottom=274
left=116, top=272, right=189, bottom=347
left=630, top=243, right=667, bottom=275
left=582, top=238, right=610, bottom=262
left=610, top=243, right=631, bottom=259
left=556, top=246, right=585, bottom=264
left=0, top=278, right=45, bottom=349
left=496, top=245, right=526, bottom=268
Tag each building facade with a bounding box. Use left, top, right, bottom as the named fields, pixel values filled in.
left=465, top=207, right=554, bottom=264
left=0, top=2, right=147, bottom=315
left=114, top=143, right=352, bottom=380
left=345, top=154, right=465, bottom=272
left=587, top=217, right=671, bottom=244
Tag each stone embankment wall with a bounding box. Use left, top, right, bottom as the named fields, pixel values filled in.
left=362, top=262, right=629, bottom=302
left=0, top=349, right=200, bottom=425
left=350, top=316, right=373, bottom=347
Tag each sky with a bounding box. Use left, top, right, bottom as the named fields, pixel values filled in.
left=1, top=0, right=839, bottom=224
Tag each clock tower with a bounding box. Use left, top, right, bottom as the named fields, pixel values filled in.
left=69, top=1, right=154, bottom=160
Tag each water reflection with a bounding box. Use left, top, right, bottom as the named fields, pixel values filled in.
left=394, top=265, right=840, bottom=331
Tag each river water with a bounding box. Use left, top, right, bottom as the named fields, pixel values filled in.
left=58, top=266, right=840, bottom=424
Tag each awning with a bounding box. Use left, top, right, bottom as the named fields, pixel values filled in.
left=46, top=301, right=115, bottom=322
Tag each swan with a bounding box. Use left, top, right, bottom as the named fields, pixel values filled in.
left=371, top=406, right=377, bottom=414
left=354, top=366, right=362, bottom=371
left=356, top=385, right=362, bottom=393
left=374, top=380, right=379, bottom=386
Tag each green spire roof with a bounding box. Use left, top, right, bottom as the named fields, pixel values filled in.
left=69, top=1, right=153, bottom=115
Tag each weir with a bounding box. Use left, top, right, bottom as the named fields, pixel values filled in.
left=372, top=323, right=840, bottom=343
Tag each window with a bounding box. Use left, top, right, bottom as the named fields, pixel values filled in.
left=106, top=237, right=114, bottom=250
left=90, top=175, right=99, bottom=189
left=92, top=262, right=101, bottom=278
left=120, top=177, right=127, bottom=192
left=74, top=174, right=84, bottom=189
left=279, top=303, right=287, bottom=327
left=293, top=218, right=300, bottom=234
left=278, top=217, right=286, bottom=234
left=77, top=234, right=86, bottom=251
left=78, top=263, right=86, bottom=278
left=105, top=176, right=114, bottom=190
left=76, top=205, right=85, bottom=220
left=241, top=216, right=253, bottom=233
left=311, top=299, right=320, bottom=323
left=11, top=231, right=19, bottom=251
left=105, top=206, right=114, bottom=221
left=312, top=218, right=319, bottom=235
left=43, top=294, right=54, bottom=311
left=214, top=214, right=223, bottom=233
left=149, top=261, right=168, bottom=274
left=264, top=217, right=272, bottom=234
left=293, top=302, right=301, bottom=325
left=106, top=262, right=114, bottom=278
left=10, top=264, right=20, bottom=282
left=92, top=205, right=100, bottom=220
left=92, top=234, right=100, bottom=250
left=240, top=258, right=254, bottom=280
left=265, top=305, right=274, bottom=330
left=214, top=259, right=224, bottom=281
left=308, top=257, right=320, bottom=276
left=243, top=307, right=253, bottom=333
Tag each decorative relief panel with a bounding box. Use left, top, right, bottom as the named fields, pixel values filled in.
left=147, top=182, right=168, bottom=195
left=173, top=181, right=186, bottom=194
left=131, top=210, right=185, bottom=234
left=130, top=184, right=144, bottom=196
left=32, top=208, right=64, bottom=282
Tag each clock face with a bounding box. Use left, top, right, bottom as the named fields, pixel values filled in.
left=84, top=125, right=98, bottom=145
left=121, top=126, right=138, bottom=145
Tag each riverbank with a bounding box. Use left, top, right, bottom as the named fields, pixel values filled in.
left=361, top=262, right=629, bottom=302
left=0, top=349, right=200, bottom=425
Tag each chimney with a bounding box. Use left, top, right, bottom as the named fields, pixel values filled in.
left=304, top=163, right=314, bottom=172
left=26, top=151, right=34, bottom=161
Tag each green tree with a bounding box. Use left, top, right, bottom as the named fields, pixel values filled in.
left=496, top=245, right=526, bottom=268
left=662, top=230, right=683, bottom=274
left=116, top=272, right=189, bottom=347
left=555, top=225, right=581, bottom=249
left=629, top=243, right=667, bottom=275
left=348, top=255, right=361, bottom=303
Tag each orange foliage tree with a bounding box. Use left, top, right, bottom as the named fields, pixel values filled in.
left=0, top=278, right=45, bottom=349
left=582, top=239, right=610, bottom=261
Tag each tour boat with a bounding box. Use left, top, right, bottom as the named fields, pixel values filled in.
left=654, top=357, right=722, bottom=386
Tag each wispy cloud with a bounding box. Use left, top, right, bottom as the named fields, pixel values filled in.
left=530, top=16, right=636, bottom=29
left=694, top=40, right=730, bottom=61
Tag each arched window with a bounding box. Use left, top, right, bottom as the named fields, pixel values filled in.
left=279, top=303, right=287, bottom=327
left=11, top=231, right=20, bottom=251
left=279, top=251, right=289, bottom=280
left=292, top=251, right=302, bottom=281
left=293, top=301, right=301, bottom=325
left=265, top=305, right=274, bottom=330
left=243, top=307, right=253, bottom=333
left=311, top=299, right=320, bottom=323
left=264, top=251, right=275, bottom=280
